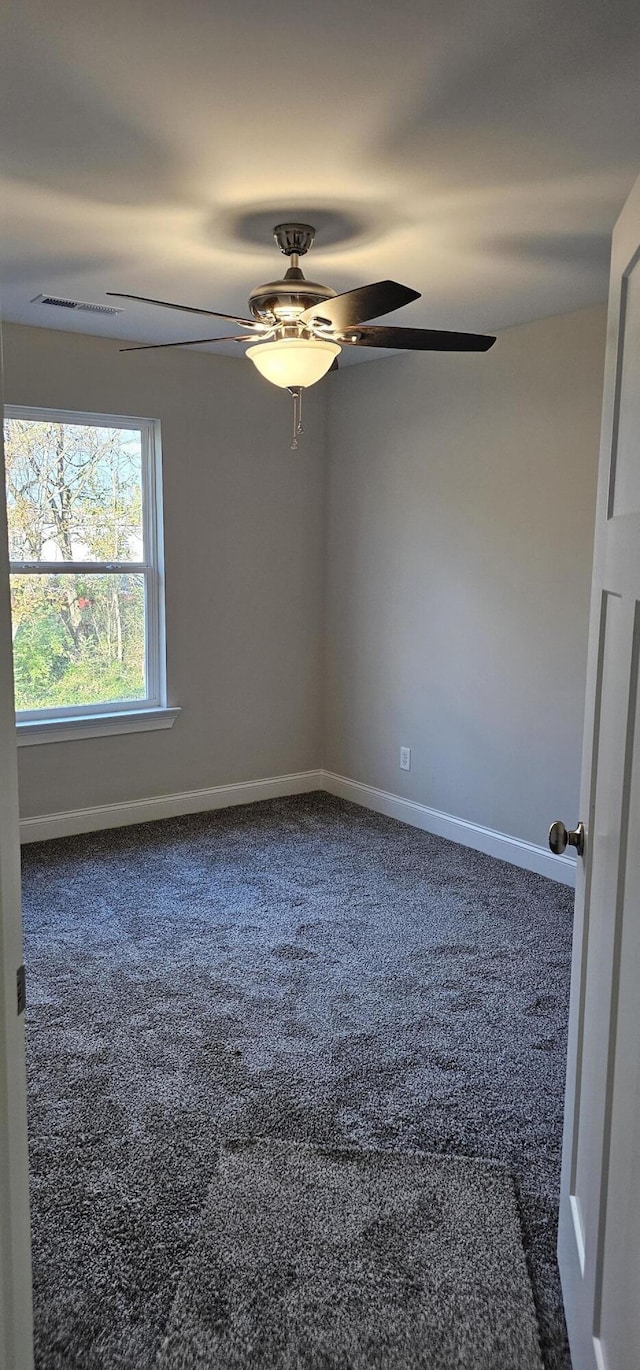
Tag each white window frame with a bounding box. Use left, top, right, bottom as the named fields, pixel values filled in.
left=5, top=405, right=179, bottom=744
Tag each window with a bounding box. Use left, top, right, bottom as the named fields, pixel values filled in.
left=3, top=406, right=178, bottom=743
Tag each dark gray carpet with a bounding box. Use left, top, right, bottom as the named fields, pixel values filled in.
left=157, top=1140, right=543, bottom=1370
left=22, top=792, right=573, bottom=1370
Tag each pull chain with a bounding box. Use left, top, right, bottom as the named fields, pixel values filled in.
left=289, top=387, right=305, bottom=451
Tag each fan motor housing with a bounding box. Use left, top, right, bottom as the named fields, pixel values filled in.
left=249, top=266, right=336, bottom=324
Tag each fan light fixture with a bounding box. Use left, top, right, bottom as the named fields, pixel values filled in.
left=246, top=337, right=341, bottom=389
left=112, top=219, right=496, bottom=450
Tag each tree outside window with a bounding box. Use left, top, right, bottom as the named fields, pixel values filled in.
left=4, top=409, right=164, bottom=719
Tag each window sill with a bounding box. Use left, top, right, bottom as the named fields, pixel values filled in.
left=16, top=706, right=181, bottom=747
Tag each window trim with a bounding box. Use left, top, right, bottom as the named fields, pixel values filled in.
left=16, top=706, right=180, bottom=747
left=5, top=405, right=174, bottom=739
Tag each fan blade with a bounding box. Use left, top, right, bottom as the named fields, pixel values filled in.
left=119, top=335, right=255, bottom=353
left=301, top=280, right=420, bottom=329
left=107, top=291, right=259, bottom=329
left=340, top=325, right=496, bottom=352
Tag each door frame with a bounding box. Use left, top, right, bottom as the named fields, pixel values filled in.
left=0, top=332, right=34, bottom=1369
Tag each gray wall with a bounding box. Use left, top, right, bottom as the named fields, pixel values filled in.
left=3, top=324, right=326, bottom=819
left=324, top=306, right=606, bottom=847
left=4, top=309, right=605, bottom=848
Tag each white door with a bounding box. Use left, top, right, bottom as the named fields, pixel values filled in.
left=557, top=170, right=640, bottom=1370
left=0, top=338, right=34, bottom=1366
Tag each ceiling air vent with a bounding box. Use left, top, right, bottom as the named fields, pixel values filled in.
left=31, top=294, right=123, bottom=316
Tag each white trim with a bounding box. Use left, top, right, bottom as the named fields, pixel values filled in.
left=18, top=767, right=578, bottom=882
left=321, top=771, right=577, bottom=886
left=141, top=418, right=165, bottom=708
left=19, top=770, right=324, bottom=842
left=3, top=404, right=157, bottom=430
left=0, top=364, right=35, bottom=1365
left=593, top=1338, right=609, bottom=1370
left=570, top=1193, right=586, bottom=1275
left=16, top=705, right=180, bottom=747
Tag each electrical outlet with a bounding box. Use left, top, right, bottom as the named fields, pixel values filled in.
left=400, top=746, right=411, bottom=771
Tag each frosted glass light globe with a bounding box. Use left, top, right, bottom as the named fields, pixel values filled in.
left=246, top=337, right=341, bottom=388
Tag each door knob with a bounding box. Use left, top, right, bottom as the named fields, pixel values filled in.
left=548, top=820, right=585, bottom=858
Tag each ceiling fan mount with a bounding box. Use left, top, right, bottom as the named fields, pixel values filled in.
left=272, top=222, right=316, bottom=257
left=247, top=221, right=337, bottom=324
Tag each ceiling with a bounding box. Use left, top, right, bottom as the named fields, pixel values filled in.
left=2, top=0, right=640, bottom=365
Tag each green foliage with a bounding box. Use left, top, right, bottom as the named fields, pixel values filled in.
left=12, top=599, right=68, bottom=707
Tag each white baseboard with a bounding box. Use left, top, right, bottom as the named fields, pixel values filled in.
left=19, top=765, right=576, bottom=886
left=19, top=770, right=324, bottom=843
left=321, top=771, right=576, bottom=887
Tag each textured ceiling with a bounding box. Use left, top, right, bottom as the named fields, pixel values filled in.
left=2, top=0, right=639, bottom=364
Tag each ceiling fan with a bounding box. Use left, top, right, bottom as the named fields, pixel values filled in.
left=108, top=222, right=495, bottom=445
